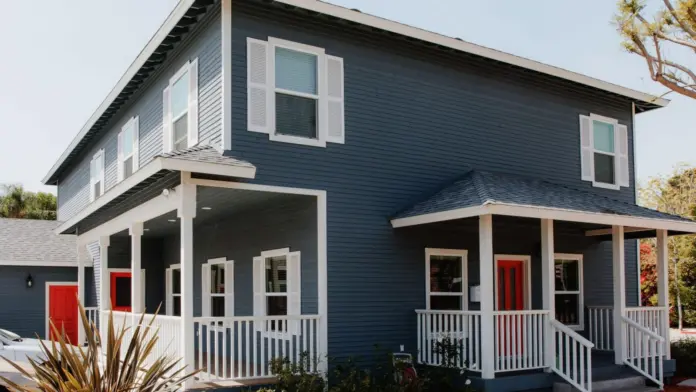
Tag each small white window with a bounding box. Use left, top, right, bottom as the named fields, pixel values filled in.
left=253, top=248, right=301, bottom=335
left=117, top=116, right=139, bottom=182
left=163, top=59, right=199, bottom=153
left=165, top=264, right=181, bottom=316
left=554, top=254, right=584, bottom=330
left=247, top=37, right=345, bottom=147
left=202, top=258, right=234, bottom=317
left=579, top=114, right=629, bottom=189
left=89, top=149, right=105, bottom=202
left=425, top=248, right=468, bottom=311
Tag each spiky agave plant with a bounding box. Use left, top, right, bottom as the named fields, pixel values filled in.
left=0, top=303, right=199, bottom=391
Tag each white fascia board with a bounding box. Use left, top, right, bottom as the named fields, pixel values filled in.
left=42, top=0, right=197, bottom=185
left=390, top=202, right=696, bottom=233
left=0, top=260, right=93, bottom=267
left=275, top=0, right=669, bottom=109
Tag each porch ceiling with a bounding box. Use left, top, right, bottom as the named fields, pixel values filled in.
left=391, top=170, right=696, bottom=235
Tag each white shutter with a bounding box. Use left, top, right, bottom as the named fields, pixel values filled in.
left=117, top=131, right=124, bottom=182
left=89, top=159, right=95, bottom=202
left=326, top=55, right=345, bottom=144
left=162, top=87, right=172, bottom=153
left=287, top=251, right=302, bottom=334
left=165, top=268, right=173, bottom=316
left=247, top=38, right=270, bottom=133
left=617, top=123, right=629, bottom=187
left=253, top=256, right=265, bottom=331
left=579, top=115, right=594, bottom=182
left=188, top=58, right=199, bottom=147
left=99, top=153, right=105, bottom=195
left=201, top=264, right=211, bottom=317
left=225, top=260, right=235, bottom=317
left=133, top=116, right=140, bottom=171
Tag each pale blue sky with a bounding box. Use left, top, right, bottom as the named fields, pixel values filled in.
left=1, top=0, right=692, bottom=193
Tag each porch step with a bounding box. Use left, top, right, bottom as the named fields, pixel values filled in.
left=553, top=374, right=649, bottom=392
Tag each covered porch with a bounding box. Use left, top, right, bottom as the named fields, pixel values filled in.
left=391, top=171, right=696, bottom=392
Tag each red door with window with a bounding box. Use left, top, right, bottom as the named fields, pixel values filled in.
left=497, top=259, right=525, bottom=358
left=111, top=272, right=132, bottom=312
left=48, top=285, right=78, bottom=344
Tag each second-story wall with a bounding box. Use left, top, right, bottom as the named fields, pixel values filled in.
left=57, top=6, right=223, bottom=222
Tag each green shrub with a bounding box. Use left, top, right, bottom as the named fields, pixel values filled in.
left=672, top=338, right=696, bottom=376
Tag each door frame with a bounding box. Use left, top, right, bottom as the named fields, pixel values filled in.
left=494, top=254, right=532, bottom=310
left=107, top=268, right=146, bottom=311
left=45, top=282, right=78, bottom=340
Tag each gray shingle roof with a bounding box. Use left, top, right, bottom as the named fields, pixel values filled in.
left=394, top=170, right=694, bottom=223
left=159, top=145, right=255, bottom=168
left=0, top=218, right=87, bottom=264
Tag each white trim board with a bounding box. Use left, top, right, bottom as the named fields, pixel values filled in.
left=45, top=282, right=78, bottom=341
left=390, top=202, right=696, bottom=233
left=0, top=261, right=93, bottom=267
left=493, top=255, right=532, bottom=311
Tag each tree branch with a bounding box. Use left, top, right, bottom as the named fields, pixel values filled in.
left=662, top=0, right=696, bottom=38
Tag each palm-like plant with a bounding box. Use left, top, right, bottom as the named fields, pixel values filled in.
left=0, top=303, right=198, bottom=391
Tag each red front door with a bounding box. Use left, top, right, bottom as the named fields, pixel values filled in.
left=48, top=285, right=78, bottom=344
left=111, top=272, right=132, bottom=312
left=497, top=259, right=526, bottom=358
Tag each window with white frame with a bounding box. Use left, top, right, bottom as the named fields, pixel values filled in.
left=202, top=258, right=234, bottom=317
left=89, top=150, right=105, bottom=202
left=165, top=265, right=181, bottom=316
left=247, top=37, right=345, bottom=147
left=579, top=114, right=629, bottom=189
left=163, top=59, right=199, bottom=152
left=253, top=248, right=301, bottom=333
left=554, top=254, right=583, bottom=330
left=118, top=116, right=139, bottom=182
left=426, top=249, right=468, bottom=311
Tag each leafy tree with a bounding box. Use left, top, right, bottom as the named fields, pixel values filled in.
left=616, top=0, right=696, bottom=100
left=0, top=184, right=56, bottom=220
left=640, top=242, right=658, bottom=306
left=640, top=165, right=696, bottom=328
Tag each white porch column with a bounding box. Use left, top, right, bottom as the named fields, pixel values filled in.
left=98, top=236, right=110, bottom=344
left=479, top=214, right=495, bottom=379
left=612, top=225, right=626, bottom=365
left=77, top=245, right=85, bottom=345
left=179, top=182, right=196, bottom=382
left=657, top=229, right=671, bottom=358
left=541, top=219, right=555, bottom=370
left=130, top=222, right=144, bottom=314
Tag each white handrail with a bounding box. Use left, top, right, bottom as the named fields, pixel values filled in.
left=549, top=319, right=593, bottom=392
left=621, top=316, right=664, bottom=388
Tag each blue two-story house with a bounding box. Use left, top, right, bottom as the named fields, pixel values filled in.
left=41, top=0, right=696, bottom=390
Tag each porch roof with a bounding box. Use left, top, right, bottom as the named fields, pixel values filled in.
left=390, top=171, right=696, bottom=234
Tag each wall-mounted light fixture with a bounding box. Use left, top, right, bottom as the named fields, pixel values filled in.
left=26, top=274, right=33, bottom=288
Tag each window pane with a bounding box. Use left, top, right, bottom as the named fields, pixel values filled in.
left=275, top=47, right=317, bottom=94
left=594, top=153, right=615, bottom=184
left=275, top=93, right=317, bottom=139
left=172, top=269, right=181, bottom=295
left=212, top=297, right=225, bottom=317
left=123, top=157, right=133, bottom=179
left=266, top=256, right=288, bottom=293
left=210, top=264, right=225, bottom=294
left=171, top=71, right=189, bottom=118
left=122, top=126, right=134, bottom=157
left=173, top=114, right=188, bottom=150
left=430, top=295, right=462, bottom=311
left=267, top=296, right=288, bottom=316
left=593, top=121, right=614, bottom=153
left=173, top=296, right=181, bottom=317
left=430, top=255, right=463, bottom=293
left=555, top=294, right=580, bottom=325
left=555, top=260, right=579, bottom=291
left=114, top=277, right=131, bottom=307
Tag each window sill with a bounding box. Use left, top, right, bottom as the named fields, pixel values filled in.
left=269, top=133, right=326, bottom=148
left=592, top=181, right=620, bottom=190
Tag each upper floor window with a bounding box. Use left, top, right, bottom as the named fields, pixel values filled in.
left=579, top=113, right=629, bottom=190
left=247, top=37, right=345, bottom=147
left=89, top=149, right=105, bottom=202
left=202, top=258, right=234, bottom=317
left=163, top=59, right=199, bottom=153
left=117, top=116, right=139, bottom=182
left=253, top=248, right=301, bottom=334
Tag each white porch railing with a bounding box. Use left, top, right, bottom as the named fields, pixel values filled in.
left=84, top=307, right=99, bottom=328
left=549, top=319, right=594, bottom=392
left=587, top=306, right=613, bottom=351
left=626, top=306, right=669, bottom=354
left=622, top=316, right=664, bottom=388
left=193, top=315, right=321, bottom=381
left=493, top=310, right=549, bottom=372
left=415, top=310, right=481, bottom=371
